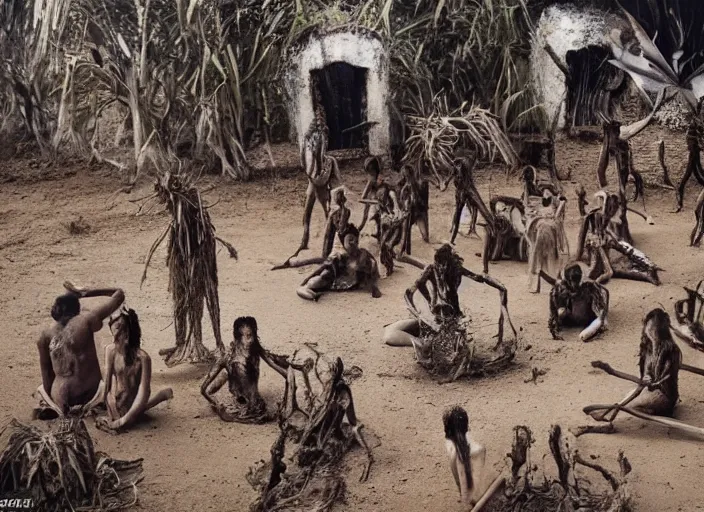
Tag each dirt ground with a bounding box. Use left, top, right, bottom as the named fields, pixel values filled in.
left=1, top=125, right=703, bottom=512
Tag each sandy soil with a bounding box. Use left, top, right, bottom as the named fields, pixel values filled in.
left=1, top=125, right=703, bottom=512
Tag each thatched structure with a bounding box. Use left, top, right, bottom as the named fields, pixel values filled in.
left=0, top=0, right=544, bottom=177
left=0, top=418, right=144, bottom=511
left=2, top=1, right=702, bottom=177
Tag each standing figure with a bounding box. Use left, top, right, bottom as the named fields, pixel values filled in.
left=97, top=307, right=173, bottom=432
left=201, top=316, right=288, bottom=423
left=398, top=164, right=430, bottom=255
left=676, top=122, right=704, bottom=212
left=596, top=118, right=645, bottom=208
left=358, top=156, right=383, bottom=235
left=35, top=282, right=125, bottom=418
left=291, top=84, right=342, bottom=259
left=524, top=192, right=568, bottom=293
left=322, top=187, right=350, bottom=259
left=449, top=156, right=494, bottom=244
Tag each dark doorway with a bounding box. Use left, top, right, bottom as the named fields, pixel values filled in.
left=565, top=46, right=627, bottom=127
left=311, top=62, right=368, bottom=150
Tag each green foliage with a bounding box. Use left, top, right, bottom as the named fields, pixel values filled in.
left=1, top=0, right=546, bottom=176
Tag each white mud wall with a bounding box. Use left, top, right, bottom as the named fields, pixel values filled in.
left=531, top=4, right=614, bottom=129
left=283, top=29, right=390, bottom=156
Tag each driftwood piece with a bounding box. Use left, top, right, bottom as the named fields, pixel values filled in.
left=479, top=425, right=633, bottom=511
left=247, top=348, right=371, bottom=512
left=580, top=308, right=704, bottom=439
left=673, top=280, right=704, bottom=350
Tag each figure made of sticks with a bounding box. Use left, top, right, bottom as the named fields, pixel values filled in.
left=576, top=191, right=661, bottom=286
left=596, top=118, right=645, bottom=208
left=291, top=84, right=342, bottom=260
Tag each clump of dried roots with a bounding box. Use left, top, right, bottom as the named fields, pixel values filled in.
left=0, top=418, right=144, bottom=511
left=141, top=169, right=238, bottom=367
left=247, top=347, right=370, bottom=512
left=482, top=425, right=633, bottom=512
left=418, top=316, right=517, bottom=382
left=63, top=216, right=91, bottom=236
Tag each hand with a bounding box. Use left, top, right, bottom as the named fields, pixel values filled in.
left=95, top=416, right=119, bottom=434
left=63, top=281, right=86, bottom=296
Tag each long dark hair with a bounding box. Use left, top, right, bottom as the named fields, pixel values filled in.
left=443, top=406, right=473, bottom=492
left=233, top=316, right=262, bottom=382
left=110, top=308, right=142, bottom=366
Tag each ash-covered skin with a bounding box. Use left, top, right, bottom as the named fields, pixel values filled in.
left=548, top=262, right=609, bottom=342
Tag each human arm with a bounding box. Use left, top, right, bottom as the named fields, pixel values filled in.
left=548, top=287, right=563, bottom=341
left=592, top=245, right=614, bottom=285
left=301, top=260, right=333, bottom=286
left=322, top=214, right=337, bottom=259
left=64, top=282, right=125, bottom=331
left=367, top=254, right=382, bottom=298
left=261, top=349, right=290, bottom=379
left=103, top=344, right=115, bottom=404
left=37, top=332, right=55, bottom=395
left=404, top=266, right=434, bottom=315
left=461, top=266, right=518, bottom=343
left=575, top=215, right=592, bottom=261
left=579, top=283, right=609, bottom=342
left=200, top=358, right=226, bottom=406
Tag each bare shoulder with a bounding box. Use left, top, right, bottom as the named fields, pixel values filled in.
left=37, top=328, right=53, bottom=349
left=138, top=349, right=152, bottom=364
left=361, top=248, right=377, bottom=264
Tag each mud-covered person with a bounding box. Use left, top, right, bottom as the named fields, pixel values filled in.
left=35, top=282, right=125, bottom=418
left=201, top=316, right=288, bottom=423
left=297, top=224, right=382, bottom=301
left=97, top=307, right=173, bottom=433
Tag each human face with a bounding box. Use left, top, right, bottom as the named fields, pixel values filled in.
left=343, top=233, right=358, bottom=253
left=239, top=325, right=255, bottom=350
left=110, top=315, right=129, bottom=347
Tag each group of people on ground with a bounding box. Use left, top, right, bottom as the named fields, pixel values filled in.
left=36, top=283, right=172, bottom=432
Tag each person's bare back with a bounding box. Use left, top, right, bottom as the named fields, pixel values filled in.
left=36, top=282, right=125, bottom=417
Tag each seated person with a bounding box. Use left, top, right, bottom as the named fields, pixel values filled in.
left=383, top=244, right=515, bottom=364
left=96, top=307, right=173, bottom=432
left=201, top=316, right=288, bottom=423
left=543, top=262, right=609, bottom=342
left=297, top=225, right=382, bottom=302
left=35, top=282, right=125, bottom=419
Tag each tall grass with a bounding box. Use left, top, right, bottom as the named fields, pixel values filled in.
left=2, top=0, right=545, bottom=177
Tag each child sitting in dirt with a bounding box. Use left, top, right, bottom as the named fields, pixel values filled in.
left=96, top=307, right=173, bottom=433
